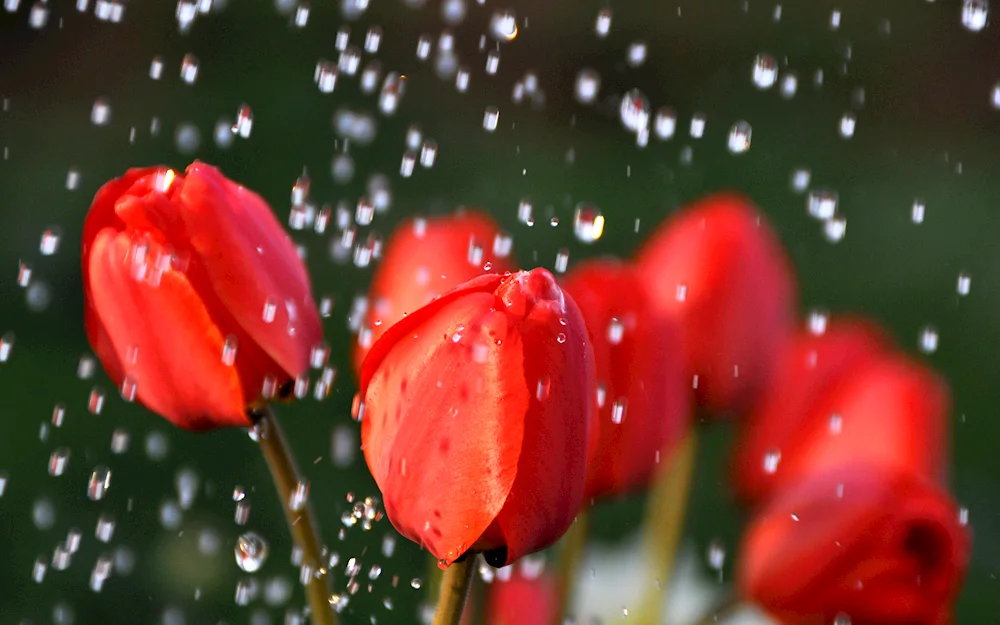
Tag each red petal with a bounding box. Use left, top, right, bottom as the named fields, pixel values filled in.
left=562, top=259, right=690, bottom=500
left=739, top=464, right=970, bottom=625
left=361, top=275, right=524, bottom=564
left=483, top=268, right=594, bottom=565
left=636, top=193, right=796, bottom=414
left=485, top=573, right=558, bottom=625
left=178, top=162, right=322, bottom=379
left=353, top=210, right=514, bottom=376
left=730, top=319, right=889, bottom=504
left=86, top=229, right=249, bottom=429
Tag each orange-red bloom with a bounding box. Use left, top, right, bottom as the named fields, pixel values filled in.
left=636, top=193, right=795, bottom=415
left=82, top=162, right=323, bottom=430
left=732, top=321, right=949, bottom=506
left=731, top=319, right=890, bottom=505
left=360, top=269, right=594, bottom=567
left=738, top=464, right=970, bottom=625
left=484, top=571, right=557, bottom=625
left=353, top=210, right=513, bottom=375
left=562, top=259, right=689, bottom=500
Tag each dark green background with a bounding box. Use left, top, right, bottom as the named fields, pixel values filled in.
left=1, top=0, right=998, bottom=622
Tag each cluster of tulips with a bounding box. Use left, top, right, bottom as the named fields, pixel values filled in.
left=81, top=161, right=969, bottom=625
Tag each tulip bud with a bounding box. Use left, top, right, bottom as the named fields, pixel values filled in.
left=738, top=464, right=970, bottom=625
left=731, top=319, right=889, bottom=505
left=561, top=259, right=689, bottom=500
left=360, top=269, right=594, bottom=567
left=82, top=162, right=323, bottom=430
left=636, top=193, right=795, bottom=415
left=352, top=210, right=514, bottom=376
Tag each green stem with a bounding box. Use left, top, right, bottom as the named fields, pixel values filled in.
left=555, top=510, right=590, bottom=623
left=633, top=432, right=699, bottom=625
left=253, top=406, right=336, bottom=625
left=432, top=557, right=476, bottom=625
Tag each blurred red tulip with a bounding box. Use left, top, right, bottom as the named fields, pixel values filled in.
left=738, top=464, right=970, bottom=625
left=636, top=193, right=796, bottom=415
left=352, top=210, right=514, bottom=376
left=485, top=572, right=558, bottom=625
left=360, top=269, right=594, bottom=567
left=562, top=259, right=689, bottom=500
left=730, top=319, right=890, bottom=505
left=738, top=345, right=949, bottom=506
left=82, top=162, right=323, bottom=430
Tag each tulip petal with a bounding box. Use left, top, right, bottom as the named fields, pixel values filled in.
left=177, top=162, right=322, bottom=379
left=362, top=276, right=525, bottom=564
left=87, top=229, right=249, bottom=429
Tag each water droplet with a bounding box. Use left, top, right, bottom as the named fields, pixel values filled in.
left=87, top=466, right=112, bottom=501
left=727, top=121, right=752, bottom=153
left=619, top=89, right=650, bottom=133
left=180, top=54, right=199, bottom=84
left=48, top=448, right=70, bottom=476
left=235, top=532, right=270, bottom=573
left=554, top=249, right=569, bottom=274
left=88, top=387, right=105, bottom=414
left=911, top=198, right=926, bottom=224
left=485, top=49, right=500, bottom=75
left=626, top=41, right=647, bottom=67
left=919, top=326, right=939, bottom=354
left=315, top=60, right=338, bottom=93
left=420, top=140, right=438, bottom=167
left=574, top=68, right=601, bottom=104
left=594, top=8, right=612, bottom=37
left=573, top=203, right=604, bottom=243
left=962, top=0, right=988, bottom=31
left=40, top=228, right=61, bottom=255
left=808, top=309, right=829, bottom=335
left=790, top=167, right=811, bottom=193
left=823, top=215, right=847, bottom=243
left=838, top=112, right=856, bottom=138
left=488, top=10, right=517, bottom=41
left=689, top=113, right=707, bottom=138
left=763, top=449, right=781, bottom=474
left=957, top=271, right=971, bottom=296
left=483, top=106, right=500, bottom=132
left=807, top=189, right=838, bottom=220
left=610, top=398, right=627, bottom=424
left=91, top=98, right=111, bottom=126
left=706, top=539, right=726, bottom=570
left=0, top=332, right=14, bottom=362
left=289, top=481, right=310, bottom=512
left=654, top=107, right=677, bottom=140
left=233, top=104, right=253, bottom=138
left=780, top=72, right=798, bottom=98
left=752, top=53, right=777, bottom=89
left=96, top=514, right=115, bottom=543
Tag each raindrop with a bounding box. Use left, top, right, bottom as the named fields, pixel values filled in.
left=595, top=8, right=611, bottom=37
left=807, top=189, right=838, bottom=220
left=790, top=167, right=811, bottom=193
left=233, top=104, right=253, bottom=138
left=0, top=332, right=13, bottom=362
left=420, top=140, right=438, bottom=167
left=610, top=398, right=627, bottom=424
left=654, top=107, right=677, bottom=140
left=52, top=404, right=65, bottom=427
left=823, top=216, right=847, bottom=243
left=574, top=68, right=601, bottom=104
left=145, top=431, right=169, bottom=461
left=808, top=309, right=829, bottom=335
left=91, top=98, right=111, bottom=126
left=488, top=10, right=518, bottom=41
left=838, top=112, right=856, bottom=138
left=706, top=540, right=726, bottom=570
left=911, top=199, right=926, bottom=224
left=48, top=448, right=70, bottom=476
left=87, top=466, right=112, bottom=501
left=40, top=228, right=60, bottom=255
left=689, top=113, right=707, bottom=138
left=962, top=0, right=988, bottom=31
left=919, top=326, right=939, bottom=354
left=364, top=26, right=382, bottom=53
left=752, top=53, right=777, bottom=89
left=763, top=449, right=781, bottom=474
left=33, top=497, right=56, bottom=530
left=727, top=121, right=752, bottom=153
left=235, top=532, right=270, bottom=573
left=315, top=61, right=337, bottom=93
left=957, top=272, right=971, bottom=296
left=573, top=204, right=604, bottom=243
left=88, top=387, right=105, bottom=414
left=180, top=54, right=199, bottom=84
left=485, top=50, right=500, bottom=75
left=554, top=249, right=569, bottom=274
left=779, top=72, right=798, bottom=98
left=991, top=82, right=1000, bottom=109
left=95, top=514, right=115, bottom=543
left=483, top=107, right=500, bottom=132
left=626, top=41, right=647, bottom=67
left=619, top=89, right=649, bottom=133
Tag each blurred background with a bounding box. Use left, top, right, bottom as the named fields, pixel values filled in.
left=1, top=0, right=999, bottom=622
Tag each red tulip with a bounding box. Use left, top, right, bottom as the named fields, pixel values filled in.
left=740, top=348, right=949, bottom=507
left=360, top=269, right=594, bottom=567
left=485, top=572, right=558, bottom=625
left=82, top=162, right=323, bottom=430
left=730, top=319, right=890, bottom=505
left=636, top=193, right=796, bottom=415
left=738, top=464, right=970, bottom=625
left=352, top=210, right=514, bottom=376
left=561, top=259, right=689, bottom=500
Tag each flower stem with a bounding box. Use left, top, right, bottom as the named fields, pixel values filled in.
left=555, top=510, right=590, bottom=623
left=432, top=557, right=476, bottom=625
left=633, top=431, right=698, bottom=625
left=252, top=406, right=336, bottom=625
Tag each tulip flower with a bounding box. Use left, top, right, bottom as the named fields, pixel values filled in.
left=636, top=193, right=795, bottom=415
left=738, top=464, right=971, bottom=625
left=485, top=572, right=558, bottom=625
left=353, top=210, right=514, bottom=376
left=360, top=268, right=594, bottom=568
left=735, top=343, right=949, bottom=506
left=561, top=259, right=689, bottom=500
left=730, top=319, right=890, bottom=505
left=82, top=162, right=323, bottom=430
left=82, top=162, right=335, bottom=624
